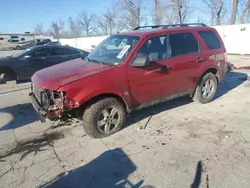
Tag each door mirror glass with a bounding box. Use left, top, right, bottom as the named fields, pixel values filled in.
left=24, top=55, right=31, bottom=59
left=131, top=54, right=149, bottom=67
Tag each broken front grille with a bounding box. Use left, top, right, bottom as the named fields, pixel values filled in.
left=33, top=84, right=42, bottom=104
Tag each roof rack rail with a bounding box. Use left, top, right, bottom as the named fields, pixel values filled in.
left=133, top=25, right=166, bottom=30
left=162, top=23, right=207, bottom=29
left=134, top=23, right=207, bottom=30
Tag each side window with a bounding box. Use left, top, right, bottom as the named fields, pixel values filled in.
left=51, top=48, right=70, bottom=56
left=29, top=48, right=50, bottom=58
left=198, top=30, right=221, bottom=50
left=68, top=49, right=80, bottom=55
left=170, top=32, right=199, bottom=57
left=136, top=35, right=169, bottom=61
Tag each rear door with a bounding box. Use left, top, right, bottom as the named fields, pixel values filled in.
left=67, top=48, right=83, bottom=60
left=46, top=47, right=72, bottom=65
left=167, top=31, right=205, bottom=91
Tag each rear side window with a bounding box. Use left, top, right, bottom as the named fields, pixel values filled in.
left=51, top=48, right=70, bottom=56
left=29, top=48, right=50, bottom=58
left=198, top=30, right=221, bottom=50
left=68, top=49, right=81, bottom=55
left=170, top=32, right=199, bottom=57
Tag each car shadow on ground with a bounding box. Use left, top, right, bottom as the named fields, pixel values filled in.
left=215, top=71, right=248, bottom=99
left=126, top=71, right=247, bottom=128
left=127, top=96, right=192, bottom=128
left=0, top=103, right=38, bottom=131
left=38, top=148, right=154, bottom=188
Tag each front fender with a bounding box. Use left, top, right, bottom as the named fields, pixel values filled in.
left=74, top=86, right=130, bottom=107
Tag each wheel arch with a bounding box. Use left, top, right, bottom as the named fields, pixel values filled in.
left=193, top=67, right=218, bottom=96
left=80, top=93, right=130, bottom=114
left=198, top=67, right=218, bottom=85
left=0, top=66, right=17, bottom=80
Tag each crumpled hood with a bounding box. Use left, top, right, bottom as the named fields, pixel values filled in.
left=32, top=58, right=116, bottom=90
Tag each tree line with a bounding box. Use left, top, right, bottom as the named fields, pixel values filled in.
left=34, top=0, right=250, bottom=40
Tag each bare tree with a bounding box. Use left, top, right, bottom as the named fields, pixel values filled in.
left=34, top=23, right=44, bottom=35
left=119, top=0, right=143, bottom=30
left=165, top=0, right=190, bottom=24
left=230, top=0, right=239, bottom=24
left=202, top=0, right=224, bottom=25
left=98, top=10, right=115, bottom=35
left=50, top=21, right=65, bottom=41
left=241, top=0, right=250, bottom=23
left=98, top=7, right=125, bottom=35
left=68, top=17, right=81, bottom=38
left=152, top=0, right=165, bottom=25
left=78, top=11, right=96, bottom=36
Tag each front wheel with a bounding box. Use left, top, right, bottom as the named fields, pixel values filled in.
left=82, top=97, right=126, bottom=138
left=193, top=73, right=218, bottom=104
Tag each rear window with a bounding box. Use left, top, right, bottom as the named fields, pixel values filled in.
left=170, top=32, right=199, bottom=57
left=199, top=30, right=221, bottom=50
left=51, top=47, right=70, bottom=56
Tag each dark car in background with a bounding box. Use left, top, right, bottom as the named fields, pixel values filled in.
left=37, top=39, right=51, bottom=45
left=0, top=45, right=89, bottom=84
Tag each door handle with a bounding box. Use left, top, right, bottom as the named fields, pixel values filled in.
left=196, top=57, right=205, bottom=62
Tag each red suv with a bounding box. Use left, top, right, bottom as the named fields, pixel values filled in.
left=30, top=23, right=227, bottom=138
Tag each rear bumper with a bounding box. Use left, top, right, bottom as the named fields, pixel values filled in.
left=29, top=92, right=47, bottom=122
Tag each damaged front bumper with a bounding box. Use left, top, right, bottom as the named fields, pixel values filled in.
left=29, top=92, right=63, bottom=122
left=29, top=92, right=47, bottom=122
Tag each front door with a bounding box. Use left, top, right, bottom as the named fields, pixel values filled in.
left=17, top=47, right=50, bottom=80
left=128, top=35, right=180, bottom=107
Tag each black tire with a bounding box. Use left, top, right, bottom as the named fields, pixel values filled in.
left=193, top=73, right=218, bottom=104
left=82, top=97, right=126, bottom=138
left=15, top=46, right=21, bottom=50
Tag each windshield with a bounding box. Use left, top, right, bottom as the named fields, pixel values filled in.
left=87, top=35, right=140, bottom=65
left=12, top=47, right=34, bottom=58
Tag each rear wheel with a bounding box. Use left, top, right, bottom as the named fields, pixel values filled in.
left=193, top=73, right=218, bottom=104
left=82, top=97, right=126, bottom=138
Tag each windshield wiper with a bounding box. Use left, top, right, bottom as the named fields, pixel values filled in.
left=84, top=56, right=90, bottom=61
left=89, top=59, right=105, bottom=65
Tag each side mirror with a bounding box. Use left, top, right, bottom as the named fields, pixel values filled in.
left=24, top=55, right=31, bottom=59
left=131, top=54, right=149, bottom=67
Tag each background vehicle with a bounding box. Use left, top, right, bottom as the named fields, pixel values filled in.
left=0, top=45, right=89, bottom=84
left=10, top=36, right=18, bottom=39
left=30, top=23, right=227, bottom=138
left=37, top=39, right=51, bottom=45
